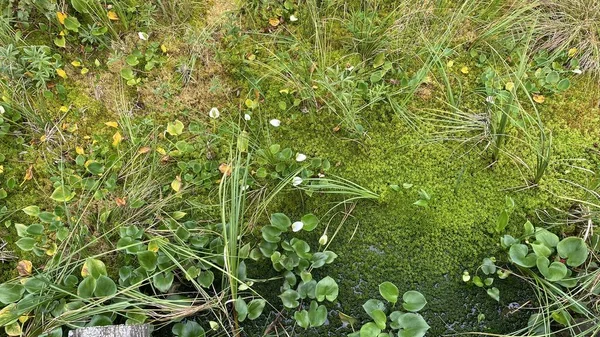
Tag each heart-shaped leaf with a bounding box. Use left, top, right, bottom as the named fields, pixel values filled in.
left=270, top=213, right=291, bottom=231
left=301, top=213, right=319, bottom=231
left=315, top=276, right=338, bottom=302
left=50, top=185, right=75, bottom=202
left=172, top=321, right=205, bottom=337
left=153, top=271, right=174, bottom=293
left=536, top=256, right=567, bottom=282
left=0, top=284, right=24, bottom=304
left=77, top=277, right=96, bottom=298
left=509, top=244, right=537, bottom=268
left=359, top=322, right=381, bottom=337
left=137, top=251, right=157, bottom=271
left=395, top=313, right=430, bottom=337
left=557, top=237, right=588, bottom=267
left=94, top=275, right=117, bottom=297
left=487, top=287, right=500, bottom=302
left=308, top=300, right=327, bottom=327
left=247, top=299, right=266, bottom=320
left=379, top=281, right=399, bottom=304
left=279, top=289, right=300, bottom=308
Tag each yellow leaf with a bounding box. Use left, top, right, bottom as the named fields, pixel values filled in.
left=460, top=66, right=469, bottom=74
left=0, top=165, right=3, bottom=174
left=160, top=44, right=167, bottom=53
left=56, top=68, right=67, bottom=79
left=138, top=146, right=151, bottom=154
left=81, top=67, right=89, bottom=75
left=81, top=263, right=89, bottom=277
left=17, top=260, right=32, bottom=276
left=156, top=147, right=166, bottom=155
left=107, top=10, right=119, bottom=20
left=148, top=240, right=159, bottom=253
left=59, top=30, right=66, bottom=36
left=112, top=132, right=122, bottom=147
left=23, top=165, right=33, bottom=182
left=18, top=315, right=29, bottom=323
left=505, top=81, right=515, bottom=91
left=568, top=48, right=578, bottom=58
left=446, top=60, right=454, bottom=68
left=39, top=135, right=47, bottom=142
left=45, top=243, right=57, bottom=256
left=219, top=163, right=232, bottom=176
left=105, top=121, right=118, bottom=128
left=71, top=60, right=81, bottom=67
left=171, top=176, right=182, bottom=192
left=59, top=106, right=69, bottom=112
left=76, top=146, right=85, bottom=155
left=533, top=94, right=545, bottom=104
left=269, top=17, right=280, bottom=27
left=56, top=12, right=67, bottom=25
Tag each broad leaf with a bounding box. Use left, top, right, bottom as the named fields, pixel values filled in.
left=315, top=276, right=338, bottom=302
left=402, top=290, right=427, bottom=312
left=94, top=275, right=117, bottom=297
left=557, top=237, right=588, bottom=267
left=379, top=281, right=399, bottom=304
left=509, top=244, right=537, bottom=268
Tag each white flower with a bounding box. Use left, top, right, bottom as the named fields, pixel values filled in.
left=0, top=106, right=4, bottom=114
left=289, top=14, right=298, bottom=22
left=485, top=96, right=495, bottom=104
left=572, top=69, right=583, bottom=75
left=319, top=234, right=328, bottom=245
left=244, top=113, right=251, bottom=121
left=292, top=176, right=303, bottom=186
left=318, top=173, right=325, bottom=178
left=291, top=221, right=303, bottom=232
left=241, top=185, right=249, bottom=191
left=345, top=64, right=354, bottom=71
left=209, top=107, right=220, bottom=119
left=295, top=153, right=307, bottom=162
left=270, top=119, right=281, bottom=127
left=138, top=32, right=149, bottom=41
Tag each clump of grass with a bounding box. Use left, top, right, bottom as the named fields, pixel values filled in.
left=533, top=0, right=600, bottom=74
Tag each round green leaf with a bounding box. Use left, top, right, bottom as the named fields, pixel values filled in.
left=308, top=300, right=327, bottom=327
left=315, top=276, right=338, bottom=302
left=360, top=322, right=381, bottom=337
left=137, top=251, right=157, bottom=271
left=88, top=314, right=112, bottom=326
left=247, top=299, right=266, bottom=320
left=536, top=256, right=567, bottom=282
left=301, top=213, right=319, bottom=231
left=50, top=185, right=75, bottom=202
left=402, top=290, right=427, bottom=312
left=94, top=275, right=117, bottom=297
left=172, top=321, right=205, bottom=337
left=235, top=296, right=248, bottom=322
left=509, top=244, right=537, bottom=268
left=279, top=289, right=300, bottom=308
left=536, top=229, right=559, bottom=248
left=152, top=271, right=174, bottom=293
left=362, top=299, right=385, bottom=316
left=396, top=313, right=430, bottom=337
left=379, top=281, right=399, bottom=304
left=85, top=258, right=107, bottom=279
left=294, top=310, right=310, bottom=329
left=545, top=71, right=560, bottom=84
left=16, top=237, right=35, bottom=251
left=557, top=237, right=588, bottom=267
left=557, top=78, right=570, bottom=91
left=270, top=213, right=291, bottom=231
left=371, top=309, right=387, bottom=330
left=481, top=258, right=496, bottom=275
left=77, top=277, right=96, bottom=298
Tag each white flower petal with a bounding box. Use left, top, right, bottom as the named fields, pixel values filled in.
left=289, top=14, right=298, bottom=22
left=295, top=153, right=307, bottom=162
left=572, top=69, right=582, bottom=75
left=270, top=119, right=281, bottom=127
left=138, top=32, right=149, bottom=40
left=209, top=107, right=220, bottom=119
left=0, top=106, right=4, bottom=114
left=244, top=113, right=251, bottom=121
left=292, top=176, right=303, bottom=186
left=319, top=234, right=328, bottom=245
left=291, top=221, right=303, bottom=232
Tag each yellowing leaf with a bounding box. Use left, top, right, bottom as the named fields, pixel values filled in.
left=112, top=132, right=122, bottom=147
left=115, top=197, right=127, bottom=206
left=268, top=17, right=280, bottom=27
left=533, top=94, right=545, bottom=104
left=71, top=60, right=81, bottom=67
left=59, top=106, right=69, bottom=113
left=76, top=146, right=85, bottom=155
left=57, top=12, right=67, bottom=24
left=80, top=67, right=89, bottom=75
left=156, top=147, right=166, bottom=155
left=81, top=263, right=89, bottom=277
left=219, top=163, right=232, bottom=176
left=138, top=146, right=151, bottom=154
left=446, top=60, right=454, bottom=68
left=148, top=240, right=159, bottom=253
left=505, top=81, right=515, bottom=91
left=460, top=66, right=469, bottom=74
left=107, top=10, right=119, bottom=20
left=568, top=48, right=578, bottom=58
left=0, top=165, right=3, bottom=174
left=17, top=260, right=32, bottom=276
left=23, top=165, right=33, bottom=182
left=45, top=243, right=57, bottom=256
left=67, top=123, right=78, bottom=133
left=56, top=68, right=67, bottom=79
left=39, top=135, right=47, bottom=142
left=105, top=121, right=118, bottom=128
left=18, top=315, right=29, bottom=323
left=160, top=44, right=167, bottom=53
left=171, top=177, right=182, bottom=192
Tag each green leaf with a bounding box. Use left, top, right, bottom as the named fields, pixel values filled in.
left=247, top=299, right=266, bottom=320
left=378, top=281, right=399, bottom=304
left=16, top=237, right=35, bottom=251
left=50, top=185, right=75, bottom=202
left=167, top=120, right=185, bottom=136
left=371, top=309, right=387, bottom=330
left=373, top=53, right=385, bottom=68
left=89, top=315, right=112, bottom=326
left=279, top=289, right=300, bottom=308
left=524, top=221, right=535, bottom=236
left=536, top=256, right=567, bottom=282
left=557, top=237, right=588, bottom=267
left=531, top=242, right=552, bottom=258
left=86, top=162, right=104, bottom=175
left=395, top=313, right=430, bottom=337
left=536, top=229, right=559, bottom=248
left=545, top=71, right=560, bottom=84
left=556, top=78, right=570, bottom=91
left=64, top=16, right=81, bottom=32
left=509, top=244, right=537, bottom=268
left=85, top=258, right=107, bottom=279
left=94, top=275, right=117, bottom=297
left=120, top=68, right=135, bottom=80
left=270, top=213, right=291, bottom=231
left=0, top=284, right=24, bottom=304
left=22, top=206, right=40, bottom=217
left=26, top=224, right=44, bottom=236
left=301, top=213, right=319, bottom=231
left=235, top=296, right=248, bottom=322
left=308, top=300, right=327, bottom=327
left=487, top=287, right=500, bottom=302
left=152, top=272, right=174, bottom=293
left=71, top=0, right=89, bottom=13
left=402, top=290, right=427, bottom=312
left=172, top=321, right=205, bottom=337
left=363, top=299, right=385, bottom=317
left=0, top=189, right=6, bottom=199
left=197, top=270, right=214, bottom=288
left=315, top=276, right=338, bottom=302
left=77, top=277, right=96, bottom=298
left=496, top=209, right=509, bottom=232
left=294, top=310, right=310, bottom=329
left=360, top=322, right=381, bottom=337
left=137, top=251, right=157, bottom=271
left=481, top=258, right=496, bottom=275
